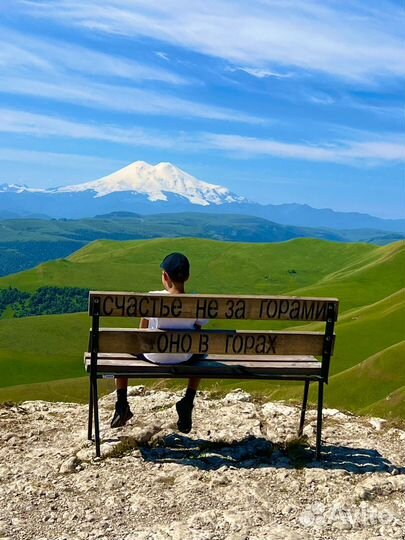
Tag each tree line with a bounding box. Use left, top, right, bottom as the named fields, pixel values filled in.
left=0, top=287, right=89, bottom=318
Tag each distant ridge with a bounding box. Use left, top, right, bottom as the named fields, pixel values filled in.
left=1, top=212, right=403, bottom=277
left=1, top=160, right=404, bottom=232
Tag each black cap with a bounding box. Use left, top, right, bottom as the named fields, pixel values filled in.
left=160, top=252, right=190, bottom=282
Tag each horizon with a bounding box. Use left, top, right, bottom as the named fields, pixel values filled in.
left=1, top=158, right=404, bottom=221
left=1, top=1, right=404, bottom=219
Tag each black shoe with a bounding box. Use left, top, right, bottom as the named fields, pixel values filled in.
left=110, top=401, right=133, bottom=428
left=175, top=399, right=193, bottom=434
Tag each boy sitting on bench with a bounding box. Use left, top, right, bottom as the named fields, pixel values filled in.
left=110, top=252, right=207, bottom=432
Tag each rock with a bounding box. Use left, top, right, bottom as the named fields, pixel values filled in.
left=369, top=418, right=387, bottom=431
left=323, top=408, right=349, bottom=419
left=0, top=390, right=404, bottom=540
left=262, top=402, right=296, bottom=417
left=127, top=385, right=145, bottom=396
left=222, top=389, right=252, bottom=403
left=59, top=456, right=79, bottom=474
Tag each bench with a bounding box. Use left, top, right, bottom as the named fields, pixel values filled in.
left=85, top=291, right=338, bottom=459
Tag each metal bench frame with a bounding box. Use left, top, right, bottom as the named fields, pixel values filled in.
left=85, top=292, right=338, bottom=459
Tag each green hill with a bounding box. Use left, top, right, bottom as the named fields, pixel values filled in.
left=0, top=237, right=377, bottom=293
left=2, top=213, right=403, bottom=276
left=0, top=237, right=404, bottom=418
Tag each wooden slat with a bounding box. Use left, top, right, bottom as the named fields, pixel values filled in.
left=84, top=353, right=318, bottom=363
left=96, top=328, right=327, bottom=356
left=84, top=355, right=321, bottom=377
left=89, top=291, right=338, bottom=321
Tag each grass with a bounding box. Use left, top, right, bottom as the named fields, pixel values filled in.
left=0, top=237, right=403, bottom=418
left=0, top=237, right=378, bottom=293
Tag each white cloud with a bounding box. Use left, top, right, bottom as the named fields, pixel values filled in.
left=0, top=148, right=123, bottom=169
left=0, top=74, right=263, bottom=124
left=203, top=133, right=405, bottom=163
left=0, top=26, right=186, bottom=85
left=155, top=51, right=170, bottom=62
left=232, top=67, right=293, bottom=79
left=0, top=109, right=179, bottom=149
left=2, top=108, right=404, bottom=166
left=17, top=0, right=405, bottom=83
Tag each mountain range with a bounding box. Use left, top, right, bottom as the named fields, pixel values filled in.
left=1, top=212, right=403, bottom=277
left=1, top=161, right=404, bottom=233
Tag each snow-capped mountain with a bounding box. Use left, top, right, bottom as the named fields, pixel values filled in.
left=56, top=161, right=245, bottom=206
left=0, top=161, right=404, bottom=232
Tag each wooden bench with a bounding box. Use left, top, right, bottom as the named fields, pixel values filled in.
left=85, top=291, right=338, bottom=459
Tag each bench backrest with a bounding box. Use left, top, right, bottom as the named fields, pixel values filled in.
left=88, top=292, right=338, bottom=380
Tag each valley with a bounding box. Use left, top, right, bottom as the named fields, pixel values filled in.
left=0, top=237, right=403, bottom=419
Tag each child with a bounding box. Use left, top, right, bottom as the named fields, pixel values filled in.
left=110, top=252, right=207, bottom=433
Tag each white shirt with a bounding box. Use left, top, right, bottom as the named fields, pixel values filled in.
left=143, top=290, right=208, bottom=364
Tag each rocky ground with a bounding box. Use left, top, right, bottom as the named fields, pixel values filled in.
left=0, top=387, right=405, bottom=540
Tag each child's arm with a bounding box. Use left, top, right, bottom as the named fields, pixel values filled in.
left=139, top=318, right=149, bottom=329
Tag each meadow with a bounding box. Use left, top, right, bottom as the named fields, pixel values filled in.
left=0, top=237, right=404, bottom=418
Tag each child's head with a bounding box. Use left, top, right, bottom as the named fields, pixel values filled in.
left=160, top=252, right=190, bottom=291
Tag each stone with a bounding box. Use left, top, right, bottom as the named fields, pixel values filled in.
left=222, top=389, right=252, bottom=403
left=0, top=389, right=404, bottom=540
left=369, top=418, right=387, bottom=431
left=59, top=456, right=79, bottom=474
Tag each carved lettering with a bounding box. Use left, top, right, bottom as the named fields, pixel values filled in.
left=302, top=301, right=315, bottom=320
left=199, top=333, right=209, bottom=353
left=255, top=335, right=266, bottom=354
left=172, top=298, right=182, bottom=317
left=225, top=299, right=246, bottom=319
left=265, top=335, right=278, bottom=354
left=224, top=334, right=278, bottom=355
left=208, top=299, right=218, bottom=318
left=196, top=298, right=208, bottom=319
left=243, top=335, right=255, bottom=354
left=126, top=296, right=138, bottom=316
left=235, top=300, right=246, bottom=319
left=278, top=299, right=289, bottom=318
left=290, top=300, right=300, bottom=320
left=102, top=296, right=113, bottom=316
left=114, top=296, right=125, bottom=316
left=315, top=302, right=327, bottom=321
left=157, top=334, right=168, bottom=353
left=180, top=334, right=192, bottom=353
left=232, top=335, right=244, bottom=354
left=265, top=300, right=278, bottom=318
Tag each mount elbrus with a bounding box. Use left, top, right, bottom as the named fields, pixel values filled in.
left=1, top=160, right=404, bottom=232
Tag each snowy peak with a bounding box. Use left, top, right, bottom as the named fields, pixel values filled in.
left=57, top=161, right=245, bottom=206
left=0, top=183, right=45, bottom=194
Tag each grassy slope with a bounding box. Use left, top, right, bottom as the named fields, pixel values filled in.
left=289, top=241, right=405, bottom=311
left=0, top=238, right=404, bottom=417
left=0, top=237, right=376, bottom=293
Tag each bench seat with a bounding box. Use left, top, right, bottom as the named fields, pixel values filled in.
left=84, top=353, right=322, bottom=379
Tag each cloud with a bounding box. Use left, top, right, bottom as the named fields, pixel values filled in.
left=155, top=51, right=170, bottom=62
left=232, top=67, right=293, bottom=79
left=2, top=108, right=404, bottom=166
left=0, top=109, right=180, bottom=149
left=17, top=0, right=405, bottom=83
left=0, top=26, right=186, bottom=85
left=203, top=133, right=405, bottom=164
left=0, top=74, right=263, bottom=124
left=0, top=148, right=124, bottom=170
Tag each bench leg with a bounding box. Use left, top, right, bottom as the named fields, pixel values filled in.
left=315, top=381, right=324, bottom=460
left=298, top=380, right=310, bottom=437
left=92, top=377, right=101, bottom=458
left=88, top=378, right=93, bottom=441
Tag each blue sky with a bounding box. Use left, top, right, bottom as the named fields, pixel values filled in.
left=0, top=0, right=404, bottom=218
